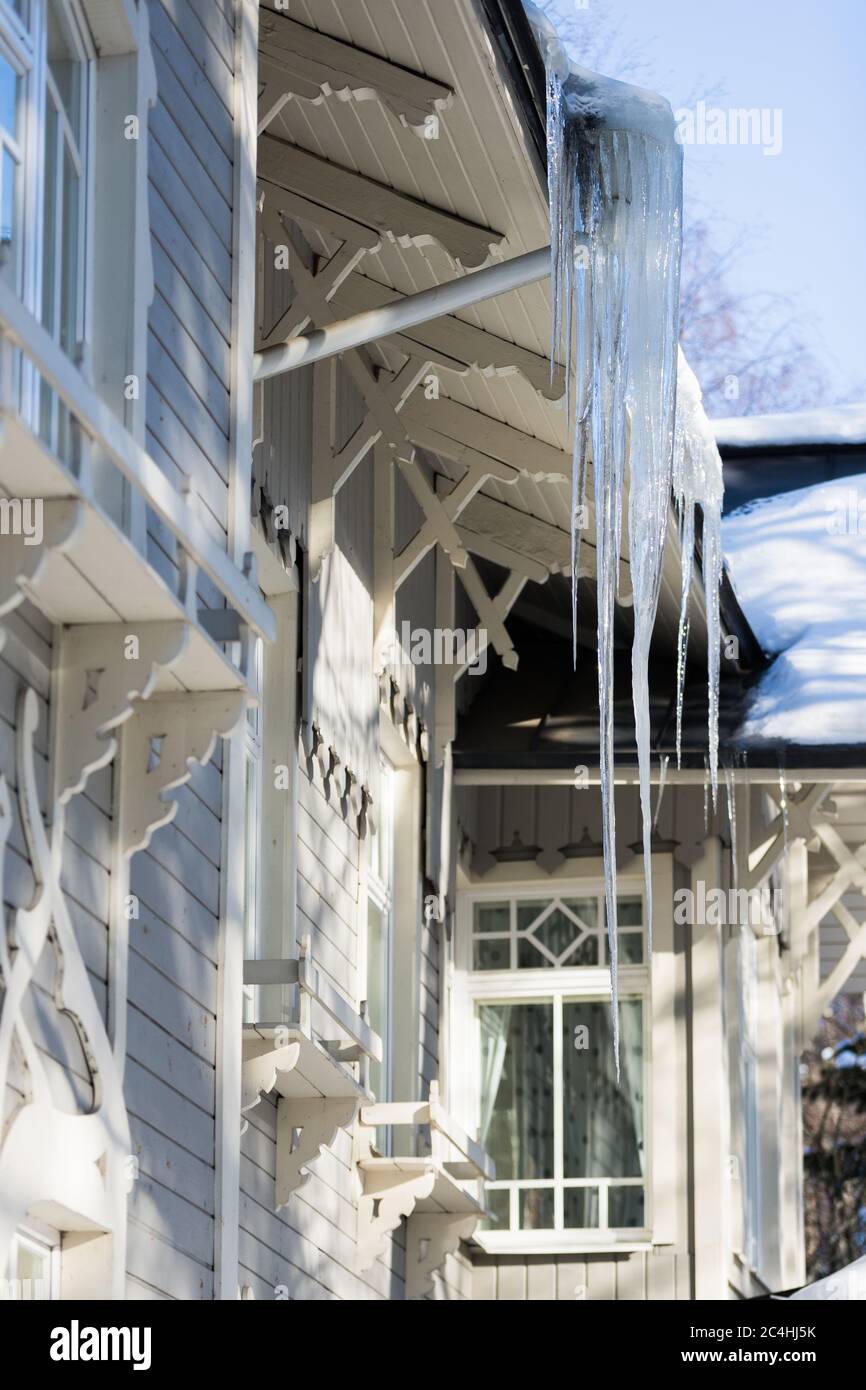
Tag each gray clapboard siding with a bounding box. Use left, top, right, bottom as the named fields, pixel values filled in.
left=181, top=0, right=235, bottom=72
left=150, top=242, right=232, bottom=381
left=127, top=1219, right=213, bottom=1300
left=126, top=951, right=215, bottom=1072
left=3, top=608, right=51, bottom=678
left=130, top=852, right=220, bottom=964
left=129, top=1170, right=214, bottom=1268
left=133, top=909, right=218, bottom=1013
left=126, top=1005, right=214, bottom=1115
left=148, top=186, right=231, bottom=341
left=156, top=0, right=234, bottom=113
left=148, top=40, right=234, bottom=198
left=145, top=387, right=229, bottom=530
left=147, top=332, right=230, bottom=486
left=149, top=291, right=231, bottom=434
left=130, top=1114, right=216, bottom=1216
left=149, top=3, right=235, bottom=144
left=144, top=815, right=221, bottom=918
left=125, top=1056, right=215, bottom=1165
left=149, top=124, right=233, bottom=270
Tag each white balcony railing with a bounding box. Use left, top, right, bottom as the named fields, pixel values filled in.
left=0, top=279, right=276, bottom=678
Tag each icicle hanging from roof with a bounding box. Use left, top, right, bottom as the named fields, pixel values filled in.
left=529, top=3, right=683, bottom=1069
left=672, top=352, right=725, bottom=798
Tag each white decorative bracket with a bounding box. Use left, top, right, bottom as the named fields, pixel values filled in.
left=241, top=939, right=380, bottom=1206
left=0, top=688, right=129, bottom=1280
left=241, top=1041, right=364, bottom=1205
left=275, top=1097, right=358, bottom=1208
left=54, top=621, right=189, bottom=806
left=405, top=1213, right=478, bottom=1300
left=119, top=691, right=245, bottom=856
left=356, top=1165, right=437, bottom=1272
left=354, top=1081, right=492, bottom=1274
left=242, top=1039, right=302, bottom=1119
left=0, top=499, right=82, bottom=617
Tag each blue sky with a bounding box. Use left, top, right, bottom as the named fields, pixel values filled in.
left=540, top=0, right=866, bottom=402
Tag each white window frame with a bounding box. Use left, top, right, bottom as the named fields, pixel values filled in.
left=0, top=0, right=94, bottom=326
left=0, top=0, right=40, bottom=293
left=453, top=876, right=653, bottom=1255
left=7, top=1219, right=60, bottom=1300
left=36, top=0, right=94, bottom=450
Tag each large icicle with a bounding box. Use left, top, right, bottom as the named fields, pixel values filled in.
left=530, top=4, right=683, bottom=1064
left=672, top=353, right=726, bottom=799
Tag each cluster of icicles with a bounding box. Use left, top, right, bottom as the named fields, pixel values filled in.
left=536, top=9, right=725, bottom=1071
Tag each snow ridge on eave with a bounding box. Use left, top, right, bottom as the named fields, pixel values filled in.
left=525, top=1, right=678, bottom=146
left=714, top=402, right=866, bottom=451
left=722, top=474, right=866, bottom=747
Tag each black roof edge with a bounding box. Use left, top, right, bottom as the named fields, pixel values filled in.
left=478, top=0, right=548, bottom=174
left=719, top=440, right=866, bottom=459
left=453, top=745, right=866, bottom=772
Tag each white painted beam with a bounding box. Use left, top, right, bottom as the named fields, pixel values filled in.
left=253, top=245, right=554, bottom=382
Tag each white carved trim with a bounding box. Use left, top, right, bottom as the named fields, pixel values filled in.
left=0, top=499, right=83, bottom=617
left=258, top=136, right=503, bottom=271
left=356, top=1166, right=437, bottom=1273
left=257, top=11, right=452, bottom=135
left=241, top=1040, right=301, bottom=1118
left=119, top=691, right=246, bottom=857
left=275, top=1097, right=357, bottom=1208
left=405, top=1213, right=478, bottom=1300
left=54, top=621, right=189, bottom=806
left=0, top=688, right=129, bottom=1282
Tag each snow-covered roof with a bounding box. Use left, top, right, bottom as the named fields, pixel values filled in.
left=722, top=476, right=866, bottom=746
left=713, top=403, right=866, bottom=451
left=787, top=1254, right=866, bottom=1301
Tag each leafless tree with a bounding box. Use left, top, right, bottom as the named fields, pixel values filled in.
left=801, top=995, right=866, bottom=1282
left=535, top=0, right=844, bottom=417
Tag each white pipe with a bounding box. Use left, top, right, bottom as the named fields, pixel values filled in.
left=253, top=243, right=558, bottom=383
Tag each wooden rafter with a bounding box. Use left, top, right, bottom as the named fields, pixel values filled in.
left=330, top=272, right=565, bottom=400
left=263, top=213, right=523, bottom=672
left=259, top=135, right=504, bottom=270
left=258, top=9, right=452, bottom=135
left=401, top=392, right=574, bottom=486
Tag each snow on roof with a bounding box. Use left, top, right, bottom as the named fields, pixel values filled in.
left=524, top=2, right=677, bottom=145
left=722, top=476, right=866, bottom=745
left=713, top=403, right=866, bottom=451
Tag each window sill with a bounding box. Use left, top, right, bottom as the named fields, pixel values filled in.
left=473, top=1231, right=653, bottom=1257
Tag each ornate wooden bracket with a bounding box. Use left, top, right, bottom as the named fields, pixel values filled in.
left=54, top=621, right=189, bottom=806
left=405, top=1213, right=478, bottom=1300
left=257, top=10, right=452, bottom=136
left=275, top=1097, right=358, bottom=1209
left=119, top=691, right=245, bottom=856
left=356, top=1166, right=437, bottom=1272
left=0, top=499, right=82, bottom=617
left=0, top=688, right=129, bottom=1274
left=242, top=1040, right=302, bottom=1119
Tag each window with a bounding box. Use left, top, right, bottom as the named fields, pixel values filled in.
left=38, top=0, right=90, bottom=453
left=365, top=755, right=394, bottom=1112
left=6, top=1223, right=59, bottom=1299
left=0, top=1, right=94, bottom=449
left=458, top=885, right=649, bottom=1245
left=0, top=0, right=31, bottom=294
